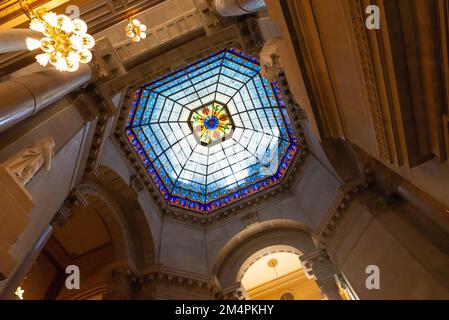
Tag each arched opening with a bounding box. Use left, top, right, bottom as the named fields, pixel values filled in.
left=211, top=220, right=349, bottom=300
left=14, top=166, right=155, bottom=300
left=18, top=204, right=114, bottom=300
left=239, top=246, right=324, bottom=300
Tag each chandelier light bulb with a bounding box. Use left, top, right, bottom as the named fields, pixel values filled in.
left=80, top=34, right=95, bottom=49
left=49, top=51, right=63, bottom=65
left=29, top=18, right=45, bottom=32
left=26, top=37, right=41, bottom=50
left=40, top=37, right=55, bottom=53
left=66, top=58, right=79, bottom=72
left=140, top=32, right=146, bottom=39
left=54, top=57, right=68, bottom=71
left=139, top=24, right=147, bottom=32
left=78, top=50, right=92, bottom=64
left=43, top=12, right=58, bottom=27
left=72, top=19, right=88, bottom=35
left=69, top=34, right=82, bottom=50
left=35, top=53, right=50, bottom=66
left=132, top=19, right=141, bottom=26
left=57, top=14, right=73, bottom=33
left=67, top=51, right=80, bottom=64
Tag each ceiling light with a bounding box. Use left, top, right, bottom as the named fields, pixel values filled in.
left=125, top=18, right=147, bottom=43
left=20, top=0, right=95, bottom=72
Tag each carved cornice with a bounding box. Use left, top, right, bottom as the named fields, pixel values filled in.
left=348, top=0, right=390, bottom=162
left=81, top=84, right=118, bottom=178
left=314, top=184, right=368, bottom=251
left=133, top=264, right=221, bottom=298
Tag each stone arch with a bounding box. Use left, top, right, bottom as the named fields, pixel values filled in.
left=75, top=165, right=156, bottom=272
left=211, top=219, right=317, bottom=292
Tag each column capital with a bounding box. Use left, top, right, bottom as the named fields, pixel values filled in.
left=222, top=282, right=248, bottom=300
left=299, top=251, right=342, bottom=300
left=102, top=262, right=135, bottom=300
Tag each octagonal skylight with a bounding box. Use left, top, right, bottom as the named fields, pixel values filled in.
left=126, top=48, right=300, bottom=214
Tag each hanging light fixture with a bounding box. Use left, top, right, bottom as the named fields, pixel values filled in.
left=125, top=18, right=147, bottom=43
left=267, top=258, right=279, bottom=278
left=20, top=0, right=95, bottom=72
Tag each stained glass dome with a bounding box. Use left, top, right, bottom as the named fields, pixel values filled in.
left=126, top=48, right=299, bottom=214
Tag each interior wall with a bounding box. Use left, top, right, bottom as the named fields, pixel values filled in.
left=97, top=144, right=342, bottom=277
left=20, top=253, right=58, bottom=300
left=245, top=269, right=324, bottom=300
left=325, top=194, right=449, bottom=299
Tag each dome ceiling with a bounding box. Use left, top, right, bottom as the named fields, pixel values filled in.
left=126, top=48, right=301, bottom=214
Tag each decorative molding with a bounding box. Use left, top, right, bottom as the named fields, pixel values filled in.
left=81, top=84, right=117, bottom=178
left=89, top=54, right=114, bottom=83
left=68, top=91, right=99, bottom=123
left=348, top=0, right=390, bottom=162
left=313, top=183, right=367, bottom=251
left=222, top=282, right=248, bottom=300
left=241, top=211, right=258, bottom=227
left=52, top=187, right=90, bottom=227
left=135, top=264, right=221, bottom=298
left=130, top=174, right=145, bottom=193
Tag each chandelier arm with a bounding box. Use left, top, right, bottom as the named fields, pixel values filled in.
left=18, top=0, right=33, bottom=19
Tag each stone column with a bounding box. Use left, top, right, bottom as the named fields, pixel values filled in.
left=300, top=252, right=342, bottom=300
left=214, top=0, right=266, bottom=17
left=0, top=64, right=91, bottom=133
left=0, top=29, right=41, bottom=54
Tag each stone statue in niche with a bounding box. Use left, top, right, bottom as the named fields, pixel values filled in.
left=2, top=137, right=55, bottom=186
left=259, top=37, right=283, bottom=82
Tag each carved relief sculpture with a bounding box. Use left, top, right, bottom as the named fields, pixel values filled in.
left=259, top=37, right=283, bottom=82
left=2, top=137, right=55, bottom=186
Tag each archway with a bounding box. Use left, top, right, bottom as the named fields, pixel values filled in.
left=211, top=219, right=322, bottom=298
left=239, top=246, right=324, bottom=300
left=16, top=166, right=155, bottom=300
left=211, top=219, right=349, bottom=300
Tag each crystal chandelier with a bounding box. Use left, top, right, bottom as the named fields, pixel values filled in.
left=125, top=18, right=147, bottom=43
left=20, top=0, right=95, bottom=72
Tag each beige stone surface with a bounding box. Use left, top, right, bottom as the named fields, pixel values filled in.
left=0, top=166, right=33, bottom=277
